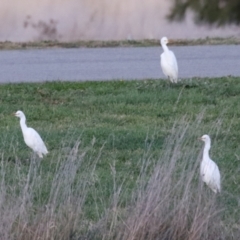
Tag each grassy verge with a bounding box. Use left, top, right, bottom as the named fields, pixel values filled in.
left=0, top=37, right=239, bottom=50
left=0, top=77, right=240, bottom=239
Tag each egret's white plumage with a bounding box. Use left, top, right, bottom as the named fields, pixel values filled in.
left=160, top=36, right=178, bottom=83
left=199, top=134, right=221, bottom=193
left=15, top=110, right=48, bottom=158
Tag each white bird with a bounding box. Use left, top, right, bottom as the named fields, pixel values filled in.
left=15, top=110, right=48, bottom=158
left=199, top=134, right=221, bottom=193
left=160, top=36, right=178, bottom=83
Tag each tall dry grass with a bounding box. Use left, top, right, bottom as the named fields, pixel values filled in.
left=113, top=120, right=223, bottom=240
left=91, top=115, right=239, bottom=240
left=0, top=114, right=239, bottom=239
left=0, top=140, right=100, bottom=239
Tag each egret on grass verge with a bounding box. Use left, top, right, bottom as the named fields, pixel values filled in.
left=15, top=110, right=48, bottom=158
left=199, top=134, right=221, bottom=193
left=160, top=36, right=178, bottom=83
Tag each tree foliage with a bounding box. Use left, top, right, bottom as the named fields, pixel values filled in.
left=168, top=0, right=240, bottom=26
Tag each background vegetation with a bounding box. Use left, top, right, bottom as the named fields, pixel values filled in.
left=169, top=0, right=240, bottom=26
left=0, top=77, right=239, bottom=239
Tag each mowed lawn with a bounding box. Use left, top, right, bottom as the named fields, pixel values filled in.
left=0, top=77, right=240, bottom=237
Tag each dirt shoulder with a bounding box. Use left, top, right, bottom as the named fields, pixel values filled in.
left=0, top=37, right=239, bottom=50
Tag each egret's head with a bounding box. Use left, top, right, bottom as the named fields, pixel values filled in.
left=15, top=110, right=25, bottom=119
left=161, top=37, right=169, bottom=46
left=199, top=134, right=211, bottom=143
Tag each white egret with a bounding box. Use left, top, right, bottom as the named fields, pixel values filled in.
left=160, top=36, right=178, bottom=83
left=15, top=110, right=48, bottom=158
left=199, top=134, right=221, bottom=193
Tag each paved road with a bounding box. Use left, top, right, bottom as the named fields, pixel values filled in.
left=0, top=45, right=240, bottom=83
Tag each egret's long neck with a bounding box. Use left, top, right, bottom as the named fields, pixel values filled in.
left=20, top=116, right=27, bottom=132
left=203, top=141, right=211, bottom=161
left=162, top=43, right=169, bottom=53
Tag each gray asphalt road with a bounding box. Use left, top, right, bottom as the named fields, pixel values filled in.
left=0, top=45, right=239, bottom=83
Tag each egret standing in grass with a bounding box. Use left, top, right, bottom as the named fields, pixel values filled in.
left=15, top=110, right=48, bottom=158
left=199, top=134, right=221, bottom=193
left=160, top=36, right=178, bottom=83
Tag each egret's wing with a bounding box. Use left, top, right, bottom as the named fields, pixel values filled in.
left=160, top=50, right=178, bottom=81
left=169, top=50, right=178, bottom=74
left=24, top=128, right=48, bottom=154
left=211, top=161, right=221, bottom=192
left=201, top=159, right=221, bottom=192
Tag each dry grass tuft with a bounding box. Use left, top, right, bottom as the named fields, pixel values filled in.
left=91, top=116, right=239, bottom=240
left=0, top=141, right=91, bottom=239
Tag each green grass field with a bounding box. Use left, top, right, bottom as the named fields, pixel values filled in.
left=0, top=77, right=240, bottom=239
